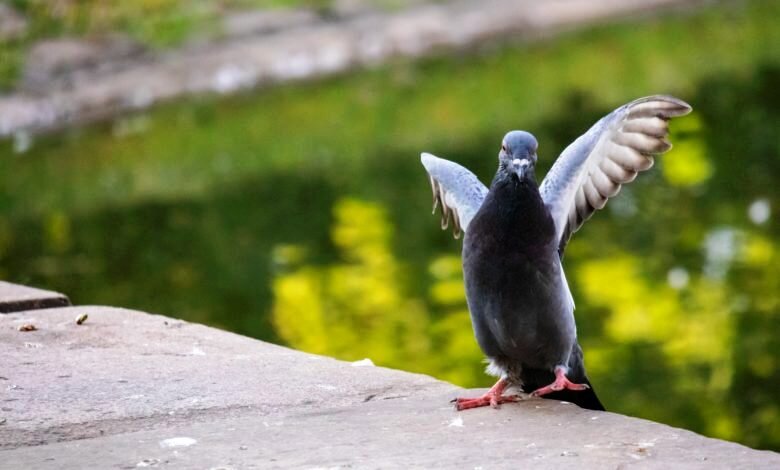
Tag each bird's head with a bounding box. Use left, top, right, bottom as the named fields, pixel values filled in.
left=498, top=130, right=538, bottom=183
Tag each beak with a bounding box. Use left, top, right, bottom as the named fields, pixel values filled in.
left=510, top=158, right=531, bottom=180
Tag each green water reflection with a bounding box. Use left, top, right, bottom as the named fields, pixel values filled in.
left=1, top=2, right=779, bottom=451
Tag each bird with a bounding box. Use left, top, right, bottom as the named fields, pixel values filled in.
left=421, top=95, right=692, bottom=411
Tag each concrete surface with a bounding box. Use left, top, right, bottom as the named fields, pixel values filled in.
left=0, top=281, right=70, bottom=313
left=1, top=306, right=778, bottom=469
left=0, top=0, right=703, bottom=136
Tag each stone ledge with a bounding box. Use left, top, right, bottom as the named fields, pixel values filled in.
left=0, top=306, right=451, bottom=450
left=0, top=281, right=71, bottom=314
left=1, top=306, right=777, bottom=469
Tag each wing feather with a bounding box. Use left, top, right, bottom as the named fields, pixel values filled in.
left=539, top=95, right=692, bottom=255
left=421, top=152, right=488, bottom=238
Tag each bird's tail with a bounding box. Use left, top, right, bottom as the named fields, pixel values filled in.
left=538, top=378, right=605, bottom=411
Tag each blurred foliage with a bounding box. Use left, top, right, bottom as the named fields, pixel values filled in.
left=0, top=0, right=373, bottom=89
left=273, top=198, right=437, bottom=373
left=1, top=0, right=779, bottom=451
left=2, top=1, right=778, bottom=217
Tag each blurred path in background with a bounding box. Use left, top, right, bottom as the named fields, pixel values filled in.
left=0, top=0, right=703, bottom=136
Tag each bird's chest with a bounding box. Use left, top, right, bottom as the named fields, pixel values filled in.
left=465, top=181, right=557, bottom=266
left=462, top=181, right=562, bottom=313
left=463, top=223, right=559, bottom=299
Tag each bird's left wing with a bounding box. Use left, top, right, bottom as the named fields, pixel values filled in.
left=421, top=152, right=488, bottom=238
left=539, top=95, right=692, bottom=255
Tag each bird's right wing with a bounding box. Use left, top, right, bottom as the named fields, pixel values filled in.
left=421, top=152, right=488, bottom=238
left=539, top=95, right=692, bottom=255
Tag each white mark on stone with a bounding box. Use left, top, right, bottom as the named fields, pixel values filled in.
left=590, top=416, right=599, bottom=420
left=136, top=458, right=160, bottom=467
left=189, top=347, right=206, bottom=356
left=526, top=443, right=537, bottom=448
left=637, top=442, right=656, bottom=447
left=560, top=401, right=573, bottom=405
left=448, top=416, right=464, bottom=427
left=629, top=453, right=642, bottom=460
left=351, top=358, right=374, bottom=367
left=159, top=437, right=197, bottom=448
left=315, top=384, right=337, bottom=390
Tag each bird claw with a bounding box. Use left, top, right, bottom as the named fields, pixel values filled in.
left=530, top=368, right=590, bottom=397
left=453, top=394, right=522, bottom=411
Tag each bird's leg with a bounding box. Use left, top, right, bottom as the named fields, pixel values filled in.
left=530, top=365, right=590, bottom=397
left=452, top=378, right=521, bottom=411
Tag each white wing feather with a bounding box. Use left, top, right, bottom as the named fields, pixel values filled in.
left=421, top=152, right=488, bottom=238
left=539, top=95, right=692, bottom=253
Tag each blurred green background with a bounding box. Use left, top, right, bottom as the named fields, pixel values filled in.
left=1, top=0, right=779, bottom=451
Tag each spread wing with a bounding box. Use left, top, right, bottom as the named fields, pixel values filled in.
left=421, top=152, right=488, bottom=238
left=539, top=95, right=692, bottom=255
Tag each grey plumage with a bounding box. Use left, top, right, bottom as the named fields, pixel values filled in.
left=540, top=95, right=692, bottom=255
left=421, top=153, right=488, bottom=237
left=421, top=96, right=692, bottom=410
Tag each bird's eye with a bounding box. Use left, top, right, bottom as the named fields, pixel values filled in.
left=501, top=145, right=507, bottom=152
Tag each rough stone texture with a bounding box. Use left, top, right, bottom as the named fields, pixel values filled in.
left=0, top=281, right=70, bottom=313
left=0, top=306, right=450, bottom=449
left=1, top=306, right=778, bottom=468
left=0, top=0, right=704, bottom=136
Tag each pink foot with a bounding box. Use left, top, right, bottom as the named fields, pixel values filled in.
left=454, top=394, right=521, bottom=410
left=452, top=378, right=522, bottom=411
left=530, top=366, right=590, bottom=397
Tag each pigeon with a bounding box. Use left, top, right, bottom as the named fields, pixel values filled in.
left=421, top=95, right=692, bottom=411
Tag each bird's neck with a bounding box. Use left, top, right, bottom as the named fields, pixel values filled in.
left=487, top=175, right=556, bottom=248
